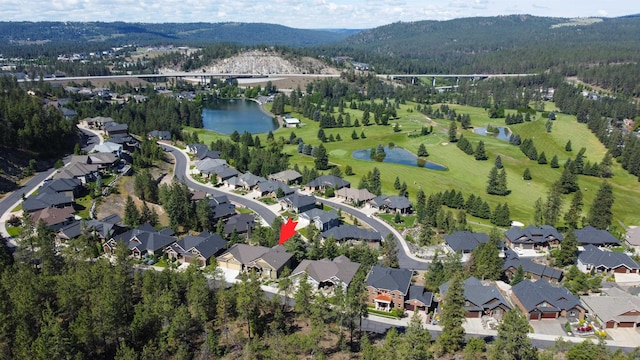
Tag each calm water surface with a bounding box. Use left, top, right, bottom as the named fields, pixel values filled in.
left=202, top=99, right=278, bottom=134
left=352, top=146, right=447, bottom=171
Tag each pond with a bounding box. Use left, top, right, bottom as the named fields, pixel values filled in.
left=352, top=146, right=447, bottom=171
left=473, top=126, right=512, bottom=141
left=201, top=98, right=278, bottom=135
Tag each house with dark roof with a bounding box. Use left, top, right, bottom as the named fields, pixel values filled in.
left=366, top=266, right=412, bottom=311
left=107, top=134, right=139, bottom=152
left=305, top=175, right=350, bottom=192
left=217, top=244, right=293, bottom=280
left=574, top=226, right=620, bottom=247
left=503, top=250, right=563, bottom=283
left=511, top=279, right=586, bottom=321
left=440, top=277, right=511, bottom=319
left=90, top=141, right=123, bottom=156
left=268, top=169, right=302, bottom=185
left=40, top=178, right=84, bottom=200
left=299, top=208, right=340, bottom=231
left=22, top=192, right=74, bottom=213
left=53, top=162, right=99, bottom=184
left=444, top=231, right=490, bottom=255
left=321, top=224, right=382, bottom=243
left=195, top=158, right=228, bottom=178
left=103, top=223, right=177, bottom=259
left=147, top=130, right=172, bottom=140
left=104, top=122, right=129, bottom=136
left=255, top=180, right=294, bottom=198
left=368, top=195, right=413, bottom=214
left=582, top=289, right=640, bottom=329
left=280, top=193, right=317, bottom=213
left=405, top=285, right=435, bottom=314
left=237, top=172, right=267, bottom=190
left=626, top=227, right=640, bottom=251
left=223, top=213, right=255, bottom=236
left=291, top=255, right=360, bottom=294
left=209, top=197, right=236, bottom=223
left=187, top=143, right=209, bottom=157
left=335, top=187, right=376, bottom=205
left=504, top=225, right=563, bottom=250
left=211, top=166, right=240, bottom=184
left=577, top=245, right=640, bottom=274
left=165, top=231, right=227, bottom=266
left=56, top=215, right=126, bottom=244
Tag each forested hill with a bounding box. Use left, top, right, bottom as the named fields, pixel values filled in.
left=0, top=22, right=359, bottom=55
left=325, top=15, right=640, bottom=74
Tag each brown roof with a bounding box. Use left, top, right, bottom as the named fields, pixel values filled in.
left=31, top=206, right=75, bottom=226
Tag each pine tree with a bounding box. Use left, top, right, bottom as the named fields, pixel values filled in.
left=511, top=265, right=525, bottom=285
left=558, top=164, right=579, bottom=194
left=492, top=309, right=538, bottom=360
left=448, top=121, right=458, bottom=142
left=381, top=234, right=399, bottom=268
left=538, top=151, right=547, bottom=164
left=533, top=197, right=545, bottom=226
left=436, top=273, right=466, bottom=354
left=565, top=140, right=572, bottom=152
left=495, top=155, right=503, bottom=169
left=563, top=190, right=584, bottom=229
left=550, top=154, right=559, bottom=168
left=124, top=196, right=140, bottom=227
left=474, top=140, right=488, bottom=160
left=544, top=183, right=563, bottom=226
left=587, top=182, right=614, bottom=230
left=351, top=130, right=358, bottom=140
left=314, top=143, right=329, bottom=170
left=556, top=231, right=579, bottom=267
left=417, top=143, right=428, bottom=157
left=523, top=168, right=532, bottom=180
left=393, top=176, right=401, bottom=190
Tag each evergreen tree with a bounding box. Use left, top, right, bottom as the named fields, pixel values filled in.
left=565, top=140, right=572, bottom=152
left=533, top=197, right=545, bottom=226
left=416, top=188, right=427, bottom=224
left=550, top=154, right=559, bottom=168
left=491, top=309, right=538, bottom=360
left=417, top=143, right=429, bottom=157
left=314, top=143, right=329, bottom=170
left=381, top=234, right=399, bottom=268
left=511, top=265, right=525, bottom=286
left=556, top=231, right=579, bottom=267
left=487, top=166, right=509, bottom=196
left=393, top=176, right=401, bottom=190
left=471, top=229, right=503, bottom=280
left=492, top=203, right=511, bottom=227
left=436, top=273, right=466, bottom=355
left=538, top=151, right=547, bottom=164
left=317, top=129, right=326, bottom=142
left=523, top=168, right=532, bottom=180
left=544, top=183, right=563, bottom=226
left=124, top=196, right=140, bottom=227
left=495, top=155, right=503, bottom=169
left=558, top=165, right=579, bottom=194
left=474, top=140, right=488, bottom=160
left=563, top=190, right=584, bottom=229
left=351, top=130, right=358, bottom=140
left=448, top=121, right=458, bottom=142
left=587, top=182, right=614, bottom=230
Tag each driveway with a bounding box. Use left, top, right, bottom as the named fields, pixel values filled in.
left=606, top=328, right=640, bottom=347
left=530, top=318, right=568, bottom=337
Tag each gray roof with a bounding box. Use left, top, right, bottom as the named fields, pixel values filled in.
left=224, top=213, right=255, bottom=235
left=369, top=195, right=412, bottom=210
left=169, top=231, right=226, bottom=260
left=335, top=187, right=376, bottom=202
left=58, top=215, right=125, bottom=240
left=222, top=244, right=271, bottom=264
left=366, top=265, right=412, bottom=295
left=306, top=175, right=350, bottom=189
left=440, top=277, right=511, bottom=312
left=406, top=285, right=433, bottom=307
left=115, top=224, right=177, bottom=253
left=196, top=158, right=228, bottom=172
left=505, top=225, right=563, bottom=245
left=23, top=192, right=73, bottom=212
left=578, top=245, right=640, bottom=271
left=581, top=294, right=640, bottom=324
left=300, top=208, right=339, bottom=225
left=292, top=255, right=361, bottom=287
left=574, top=226, right=620, bottom=246
left=250, top=245, right=293, bottom=270
left=54, top=162, right=99, bottom=179
left=282, top=193, right=317, bottom=209
left=148, top=130, right=171, bottom=140
left=503, top=250, right=563, bottom=281
left=257, top=180, right=294, bottom=196
left=511, top=279, right=581, bottom=313
left=269, top=169, right=302, bottom=183
left=445, top=231, right=490, bottom=252
left=40, top=178, right=82, bottom=194
left=626, top=227, right=640, bottom=247
left=239, top=172, right=267, bottom=187
left=321, top=224, right=382, bottom=242
left=104, top=122, right=128, bottom=133
left=211, top=166, right=239, bottom=179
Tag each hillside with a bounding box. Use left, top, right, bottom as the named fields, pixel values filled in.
left=327, top=15, right=640, bottom=74
left=198, top=50, right=340, bottom=75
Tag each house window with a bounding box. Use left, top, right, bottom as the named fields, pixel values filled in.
left=465, top=301, right=470, bottom=307
left=569, top=310, right=576, bottom=316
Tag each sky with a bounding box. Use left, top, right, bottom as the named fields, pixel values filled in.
left=2, top=0, right=639, bottom=29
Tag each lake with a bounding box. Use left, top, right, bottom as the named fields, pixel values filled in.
left=352, top=146, right=447, bottom=171
left=201, top=98, right=278, bottom=135
left=473, top=126, right=511, bottom=141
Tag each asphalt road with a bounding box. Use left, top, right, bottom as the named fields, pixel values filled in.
left=0, top=128, right=99, bottom=241
left=161, top=145, right=277, bottom=225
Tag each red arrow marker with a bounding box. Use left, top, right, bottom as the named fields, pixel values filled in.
left=279, top=218, right=298, bottom=245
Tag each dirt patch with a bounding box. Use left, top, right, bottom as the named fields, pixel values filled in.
left=0, top=146, right=61, bottom=195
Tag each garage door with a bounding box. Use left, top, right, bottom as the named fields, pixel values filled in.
left=466, top=311, right=480, bottom=318
left=614, top=267, right=629, bottom=273
left=541, top=312, right=557, bottom=319
left=405, top=303, right=415, bottom=311
left=618, top=322, right=635, bottom=328
left=530, top=312, right=540, bottom=320
left=606, top=321, right=616, bottom=329
left=221, top=261, right=242, bottom=271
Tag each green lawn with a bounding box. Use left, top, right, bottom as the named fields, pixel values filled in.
left=75, top=195, right=93, bottom=219
left=11, top=204, right=22, bottom=212
left=378, top=213, right=417, bottom=230
left=184, top=100, right=640, bottom=228
left=6, top=226, right=21, bottom=237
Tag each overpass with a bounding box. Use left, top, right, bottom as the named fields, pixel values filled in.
left=378, top=73, right=538, bottom=86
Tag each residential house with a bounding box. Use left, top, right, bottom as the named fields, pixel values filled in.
left=335, top=187, right=376, bottom=205
left=31, top=206, right=75, bottom=230
left=503, top=250, right=563, bottom=283
left=104, top=122, right=129, bottom=137
left=577, top=245, right=640, bottom=274
left=187, top=143, right=209, bottom=156
left=22, top=192, right=74, bottom=213
left=511, top=279, right=586, bottom=320
left=195, top=158, right=228, bottom=177
left=625, top=227, right=640, bottom=251
left=439, top=277, right=511, bottom=319
left=209, top=196, right=236, bottom=223
left=321, top=224, right=382, bottom=243
left=444, top=231, right=490, bottom=255
left=147, top=130, right=172, bottom=140
left=280, top=193, right=317, bottom=213
left=283, top=116, right=301, bottom=128
left=291, top=255, right=361, bottom=293
left=40, top=178, right=84, bottom=200
left=574, top=226, right=620, bottom=248
left=223, top=213, right=255, bottom=236
left=299, top=208, right=340, bottom=231
left=305, top=175, right=350, bottom=192
left=103, top=223, right=177, bottom=259
left=211, top=166, right=240, bottom=184
left=53, top=162, right=99, bottom=184
left=405, top=285, right=435, bottom=314
left=90, top=141, right=123, bottom=157
left=107, top=134, right=139, bottom=152
left=366, top=265, right=412, bottom=311
left=255, top=180, right=294, bottom=198
left=56, top=214, right=126, bottom=244
left=582, top=288, right=640, bottom=328
left=368, top=195, right=413, bottom=214
left=82, top=116, right=114, bottom=129
left=190, top=190, right=208, bottom=202
left=165, top=231, right=227, bottom=266
left=268, top=169, right=302, bottom=185
left=217, top=244, right=293, bottom=279
left=504, top=225, right=563, bottom=251
left=84, top=153, right=119, bottom=170
left=237, top=172, right=267, bottom=190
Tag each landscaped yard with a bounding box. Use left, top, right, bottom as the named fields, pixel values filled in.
left=378, top=213, right=417, bottom=230
left=75, top=195, right=94, bottom=219
left=6, top=226, right=21, bottom=237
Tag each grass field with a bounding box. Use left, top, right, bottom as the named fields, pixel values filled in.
left=184, top=100, right=640, bottom=229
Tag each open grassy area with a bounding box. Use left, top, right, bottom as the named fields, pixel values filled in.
left=6, top=226, right=21, bottom=237
left=75, top=195, right=93, bottom=219
left=185, top=99, right=640, bottom=228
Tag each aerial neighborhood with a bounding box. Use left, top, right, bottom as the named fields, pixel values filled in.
left=2, top=15, right=640, bottom=359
